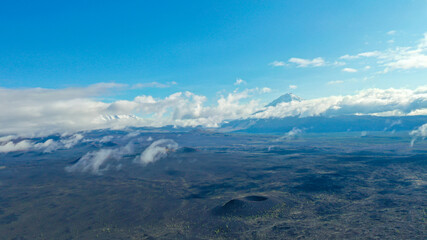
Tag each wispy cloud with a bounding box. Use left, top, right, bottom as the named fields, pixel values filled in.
left=288, top=57, right=325, bottom=67
left=342, top=68, right=358, bottom=73
left=327, top=80, right=344, bottom=85
left=234, top=78, right=246, bottom=85
left=289, top=85, right=297, bottom=90
left=387, top=30, right=396, bottom=35
left=340, top=51, right=381, bottom=60
left=340, top=33, right=427, bottom=72
left=269, top=60, right=286, bottom=67
left=281, top=127, right=302, bottom=140
left=132, top=81, right=176, bottom=89
left=261, top=87, right=272, bottom=93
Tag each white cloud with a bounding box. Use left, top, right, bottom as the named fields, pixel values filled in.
left=135, top=139, right=178, bottom=166
left=387, top=30, right=396, bottom=35
left=289, top=85, right=297, bottom=90
left=340, top=33, right=427, bottom=71
left=340, top=51, right=381, bottom=60
left=0, top=135, right=17, bottom=143
left=65, top=142, right=134, bottom=175
left=342, top=68, right=358, bottom=73
left=261, top=87, right=272, bottom=93
left=1, top=82, right=426, bottom=139
left=132, top=82, right=172, bottom=89
left=0, top=133, right=84, bottom=153
left=410, top=123, right=427, bottom=146
left=281, top=127, right=302, bottom=140
left=269, top=61, right=286, bottom=67
left=0, top=84, right=269, bottom=136
left=254, top=86, right=427, bottom=119
left=288, top=57, right=325, bottom=67
left=333, top=61, right=346, bottom=66
left=408, top=108, right=427, bottom=116
left=0, top=140, right=33, bottom=153
left=60, top=134, right=84, bottom=149
left=234, top=78, right=246, bottom=85
left=327, top=80, right=344, bottom=85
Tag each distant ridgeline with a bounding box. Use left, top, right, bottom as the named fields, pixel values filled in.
left=220, top=93, right=427, bottom=134
left=219, top=115, right=427, bottom=134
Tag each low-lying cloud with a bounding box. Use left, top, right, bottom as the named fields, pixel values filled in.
left=0, top=134, right=84, bottom=153
left=135, top=139, right=178, bottom=166
left=0, top=140, right=34, bottom=153
left=66, top=138, right=179, bottom=175
left=410, top=123, right=427, bottom=146
left=65, top=142, right=133, bottom=175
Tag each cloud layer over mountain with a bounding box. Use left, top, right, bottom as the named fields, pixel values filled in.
left=0, top=83, right=426, bottom=137
left=253, top=87, right=427, bottom=119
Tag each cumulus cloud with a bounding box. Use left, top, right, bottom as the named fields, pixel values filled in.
left=0, top=133, right=84, bottom=153
left=65, top=142, right=134, bottom=175
left=410, top=123, right=427, bottom=146
left=1, top=82, right=427, bottom=138
left=0, top=140, right=34, bottom=153
left=269, top=61, right=286, bottom=67
left=0, top=84, right=271, bottom=136
left=254, top=86, right=427, bottom=119
left=288, top=57, right=325, bottom=67
left=135, top=139, right=178, bottom=166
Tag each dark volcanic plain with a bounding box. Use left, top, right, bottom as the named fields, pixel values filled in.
left=0, top=130, right=426, bottom=239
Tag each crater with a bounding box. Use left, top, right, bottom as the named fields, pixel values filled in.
left=244, top=195, right=268, bottom=201
left=212, top=195, right=279, bottom=217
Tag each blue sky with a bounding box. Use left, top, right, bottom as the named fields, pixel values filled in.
left=1, top=0, right=427, bottom=103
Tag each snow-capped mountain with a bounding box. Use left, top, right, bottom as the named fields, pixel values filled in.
left=222, top=93, right=427, bottom=134
left=265, top=93, right=302, bottom=107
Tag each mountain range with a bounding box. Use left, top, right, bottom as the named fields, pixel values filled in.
left=221, top=93, right=427, bottom=134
